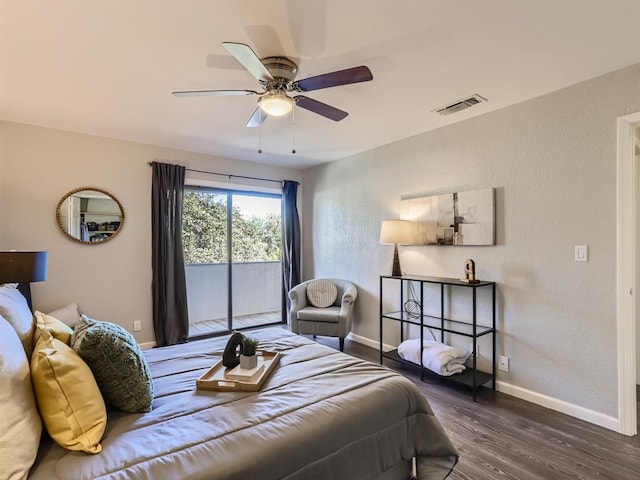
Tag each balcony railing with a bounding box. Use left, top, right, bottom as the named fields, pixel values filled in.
left=185, top=261, right=282, bottom=337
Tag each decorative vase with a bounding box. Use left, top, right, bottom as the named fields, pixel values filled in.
left=240, top=354, right=258, bottom=370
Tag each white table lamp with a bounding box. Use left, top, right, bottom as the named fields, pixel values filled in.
left=379, top=220, right=413, bottom=277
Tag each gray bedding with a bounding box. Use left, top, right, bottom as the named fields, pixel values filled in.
left=29, top=328, right=458, bottom=480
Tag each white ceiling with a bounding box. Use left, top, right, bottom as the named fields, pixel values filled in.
left=2, top=0, right=640, bottom=170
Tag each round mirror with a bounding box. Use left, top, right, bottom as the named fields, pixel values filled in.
left=56, top=187, right=125, bottom=244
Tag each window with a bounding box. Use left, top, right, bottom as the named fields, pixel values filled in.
left=182, top=187, right=283, bottom=337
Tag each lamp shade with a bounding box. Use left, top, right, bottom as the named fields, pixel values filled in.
left=0, top=251, right=48, bottom=284
left=379, top=220, right=414, bottom=245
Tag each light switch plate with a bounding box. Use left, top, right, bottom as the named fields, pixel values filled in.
left=574, top=245, right=588, bottom=262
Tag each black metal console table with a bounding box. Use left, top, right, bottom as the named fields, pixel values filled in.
left=379, top=274, right=496, bottom=401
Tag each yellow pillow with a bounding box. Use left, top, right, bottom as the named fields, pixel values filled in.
left=34, top=311, right=74, bottom=345
left=30, top=330, right=106, bottom=454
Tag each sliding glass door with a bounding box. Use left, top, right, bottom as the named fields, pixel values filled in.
left=182, top=187, right=282, bottom=338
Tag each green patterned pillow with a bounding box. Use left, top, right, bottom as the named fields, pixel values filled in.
left=71, top=315, right=153, bottom=413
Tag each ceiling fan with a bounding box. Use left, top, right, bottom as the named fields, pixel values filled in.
left=172, top=42, right=373, bottom=127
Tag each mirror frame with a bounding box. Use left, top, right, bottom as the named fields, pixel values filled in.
left=56, top=187, right=125, bottom=245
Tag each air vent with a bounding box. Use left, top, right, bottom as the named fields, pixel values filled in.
left=434, top=94, right=487, bottom=116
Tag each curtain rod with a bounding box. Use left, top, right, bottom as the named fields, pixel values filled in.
left=148, top=162, right=298, bottom=185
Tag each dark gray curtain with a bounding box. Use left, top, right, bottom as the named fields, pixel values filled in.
left=151, top=161, right=189, bottom=346
left=282, top=180, right=301, bottom=323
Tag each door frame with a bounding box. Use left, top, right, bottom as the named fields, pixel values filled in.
left=617, top=112, right=639, bottom=436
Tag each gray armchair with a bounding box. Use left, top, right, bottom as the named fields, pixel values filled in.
left=288, top=278, right=358, bottom=351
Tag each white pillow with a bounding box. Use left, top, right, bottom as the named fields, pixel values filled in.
left=0, top=284, right=35, bottom=356
left=47, top=302, right=82, bottom=326
left=306, top=279, right=338, bottom=308
left=0, top=315, right=42, bottom=479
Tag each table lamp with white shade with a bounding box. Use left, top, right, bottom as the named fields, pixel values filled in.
left=379, top=220, right=414, bottom=277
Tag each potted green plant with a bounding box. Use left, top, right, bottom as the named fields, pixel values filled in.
left=240, top=336, right=259, bottom=369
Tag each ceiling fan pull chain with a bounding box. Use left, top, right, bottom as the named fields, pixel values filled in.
left=291, top=107, right=296, bottom=154
left=258, top=108, right=263, bottom=154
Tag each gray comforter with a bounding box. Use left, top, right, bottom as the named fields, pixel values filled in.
left=29, top=329, right=458, bottom=479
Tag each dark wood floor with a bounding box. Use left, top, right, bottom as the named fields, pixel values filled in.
left=311, top=336, right=640, bottom=480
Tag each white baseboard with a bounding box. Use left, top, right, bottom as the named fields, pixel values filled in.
left=347, top=333, right=621, bottom=433
left=347, top=332, right=396, bottom=352
left=139, top=341, right=156, bottom=350
left=496, top=380, right=620, bottom=433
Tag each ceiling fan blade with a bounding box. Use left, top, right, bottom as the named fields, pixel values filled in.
left=172, top=89, right=258, bottom=97
left=222, top=42, right=274, bottom=83
left=246, top=107, right=267, bottom=128
left=294, top=96, right=348, bottom=121
left=294, top=66, right=373, bottom=92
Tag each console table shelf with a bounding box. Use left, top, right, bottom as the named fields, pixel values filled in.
left=379, top=274, right=496, bottom=401
left=382, top=311, right=495, bottom=337
left=381, top=349, right=494, bottom=388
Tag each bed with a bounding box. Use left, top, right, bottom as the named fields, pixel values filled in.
left=1, top=288, right=458, bottom=480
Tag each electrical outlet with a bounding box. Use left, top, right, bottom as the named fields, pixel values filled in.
left=499, top=355, right=510, bottom=372
left=468, top=343, right=480, bottom=358
left=133, top=320, right=142, bottom=332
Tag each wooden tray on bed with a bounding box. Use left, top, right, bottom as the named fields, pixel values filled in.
left=196, top=350, right=281, bottom=392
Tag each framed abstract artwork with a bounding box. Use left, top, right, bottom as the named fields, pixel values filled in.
left=401, top=187, right=495, bottom=246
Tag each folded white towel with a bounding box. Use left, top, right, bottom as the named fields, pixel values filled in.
left=397, top=339, right=470, bottom=376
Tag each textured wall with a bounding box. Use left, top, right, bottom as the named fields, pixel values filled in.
left=0, top=122, right=301, bottom=344
left=302, top=63, right=640, bottom=417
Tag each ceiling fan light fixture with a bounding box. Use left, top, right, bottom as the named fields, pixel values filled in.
left=259, top=91, right=294, bottom=117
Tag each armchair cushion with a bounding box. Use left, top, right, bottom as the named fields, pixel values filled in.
left=297, top=306, right=341, bottom=322
left=306, top=279, right=338, bottom=308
